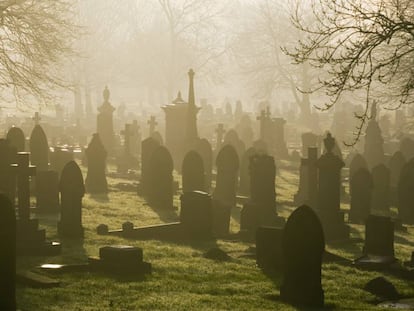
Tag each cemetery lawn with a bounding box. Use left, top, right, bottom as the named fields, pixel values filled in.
left=17, top=164, right=414, bottom=311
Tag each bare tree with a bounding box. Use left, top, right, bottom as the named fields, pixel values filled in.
left=231, top=0, right=317, bottom=125
left=0, top=0, right=76, bottom=108
left=287, top=0, right=414, bottom=141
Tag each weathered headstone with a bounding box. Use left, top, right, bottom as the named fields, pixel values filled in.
left=0, top=194, right=16, bottom=310
left=281, top=205, right=325, bottom=308
left=364, top=103, right=385, bottom=169
left=36, top=170, right=60, bottom=212
left=6, top=126, right=25, bottom=154
left=301, top=132, right=319, bottom=158
left=194, top=138, right=213, bottom=191
left=29, top=124, right=49, bottom=171
left=389, top=151, right=406, bottom=206
left=85, top=133, right=108, bottom=194
left=180, top=191, right=212, bottom=238
left=294, top=147, right=318, bottom=208
left=50, top=147, right=74, bottom=177
left=349, top=168, right=373, bottom=223
left=147, top=146, right=174, bottom=209
left=371, top=164, right=391, bottom=213
left=58, top=161, right=85, bottom=238
left=238, top=147, right=256, bottom=196
left=240, top=154, right=284, bottom=236
left=255, top=226, right=283, bottom=271
left=182, top=150, right=205, bottom=193
left=0, top=139, right=15, bottom=201
left=398, top=159, right=414, bottom=224
left=97, top=86, right=115, bottom=155
left=139, top=137, right=160, bottom=196
left=316, top=133, right=349, bottom=241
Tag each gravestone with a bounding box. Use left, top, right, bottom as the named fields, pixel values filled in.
left=256, top=226, right=283, bottom=271
left=97, top=86, right=115, bottom=155
left=363, top=104, right=385, bottom=169
left=294, top=147, right=318, bottom=208
left=0, top=139, right=15, bottom=201
left=389, top=151, right=405, bottom=206
left=0, top=194, right=16, bottom=310
left=147, top=146, right=174, bottom=209
left=223, top=129, right=245, bottom=161
left=182, top=150, right=205, bottom=193
left=398, top=159, right=414, bottom=224
left=349, top=168, right=373, bottom=223
left=349, top=153, right=368, bottom=195
left=117, top=123, right=139, bottom=173
left=85, top=134, right=108, bottom=194
left=213, top=144, right=239, bottom=236
left=36, top=170, right=60, bottom=212
left=240, top=154, right=284, bottom=236
left=147, top=115, right=158, bottom=137
left=301, top=132, right=319, bottom=157
left=180, top=191, right=212, bottom=238
left=194, top=138, right=213, bottom=191
left=7, top=126, right=25, bottom=154
left=139, top=137, right=160, bottom=196
left=280, top=205, right=325, bottom=308
left=130, top=120, right=141, bottom=157
left=215, top=124, right=226, bottom=152
left=238, top=147, right=256, bottom=196
left=316, top=133, right=349, bottom=241
left=400, top=137, right=414, bottom=161
left=213, top=144, right=239, bottom=207
left=371, top=164, right=391, bottom=213
left=58, top=161, right=85, bottom=238
left=11, top=152, right=60, bottom=255
left=50, top=147, right=74, bottom=177
left=355, top=215, right=396, bottom=268
left=29, top=124, right=49, bottom=171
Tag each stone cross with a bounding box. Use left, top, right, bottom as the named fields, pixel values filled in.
left=215, top=123, right=225, bottom=151
left=147, top=116, right=158, bottom=137
left=32, top=112, right=41, bottom=126
left=10, top=152, right=36, bottom=222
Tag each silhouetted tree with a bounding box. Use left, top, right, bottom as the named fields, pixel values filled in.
left=287, top=0, right=414, bottom=140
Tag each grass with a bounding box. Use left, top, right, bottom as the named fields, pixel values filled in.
left=16, top=161, right=414, bottom=311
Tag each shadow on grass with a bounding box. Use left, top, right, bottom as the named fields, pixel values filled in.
left=89, top=193, right=110, bottom=203
left=143, top=200, right=180, bottom=223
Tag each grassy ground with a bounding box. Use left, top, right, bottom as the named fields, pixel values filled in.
left=16, top=161, right=414, bottom=311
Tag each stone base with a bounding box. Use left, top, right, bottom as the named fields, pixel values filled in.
left=255, top=226, right=283, bottom=271
left=16, top=219, right=61, bottom=256
left=317, top=210, right=350, bottom=242
left=354, top=255, right=397, bottom=270
left=240, top=202, right=285, bottom=240
left=57, top=222, right=84, bottom=238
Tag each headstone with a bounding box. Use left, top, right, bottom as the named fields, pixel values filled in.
left=97, top=86, right=115, bottom=155
left=180, top=191, right=212, bottom=238
left=147, top=146, right=174, bottom=209
left=364, top=103, right=385, bottom=169
left=139, top=137, right=160, bottom=196
left=294, top=147, right=318, bottom=208
left=316, top=133, right=349, bottom=241
left=280, top=205, right=325, bottom=308
left=255, top=226, right=283, bottom=271
left=0, top=139, right=15, bottom=201
left=213, top=144, right=239, bottom=207
left=147, top=115, right=158, bottom=137
left=301, top=132, right=319, bottom=157
left=50, top=147, right=74, bottom=177
left=400, top=137, right=414, bottom=161
left=36, top=170, right=60, bottom=212
left=29, top=124, right=49, bottom=171
left=389, top=151, right=406, bottom=206
left=194, top=138, right=213, bottom=191
left=117, top=123, right=139, bottom=173
left=240, top=154, right=284, bottom=235
left=215, top=123, right=226, bottom=152
left=58, top=161, right=85, bottom=238
left=398, top=159, right=414, bottom=224
left=182, top=151, right=205, bottom=193
left=6, top=126, right=25, bottom=154
left=85, top=134, right=108, bottom=194
left=0, top=194, right=16, bottom=310
left=238, top=147, right=256, bottom=196
left=349, top=168, right=373, bottom=223
left=371, top=164, right=391, bottom=213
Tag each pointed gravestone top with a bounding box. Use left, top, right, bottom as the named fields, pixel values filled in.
left=324, top=132, right=335, bottom=154
left=6, top=127, right=25, bottom=152
left=281, top=205, right=325, bottom=308
left=60, top=161, right=85, bottom=197
left=29, top=124, right=49, bottom=171
left=216, top=144, right=239, bottom=171
left=103, top=86, right=110, bottom=102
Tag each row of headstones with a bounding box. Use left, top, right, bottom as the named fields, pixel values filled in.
left=257, top=205, right=401, bottom=308
left=349, top=151, right=414, bottom=224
